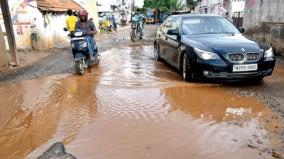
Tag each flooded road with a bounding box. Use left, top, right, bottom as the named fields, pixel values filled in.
left=0, top=26, right=284, bottom=159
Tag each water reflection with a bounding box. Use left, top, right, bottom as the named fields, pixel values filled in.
left=0, top=45, right=283, bottom=159
left=64, top=84, right=282, bottom=159
left=0, top=75, right=99, bottom=158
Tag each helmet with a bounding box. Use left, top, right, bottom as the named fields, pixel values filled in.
left=79, top=10, right=88, bottom=22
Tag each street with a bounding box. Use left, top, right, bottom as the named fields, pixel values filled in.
left=0, top=25, right=284, bottom=159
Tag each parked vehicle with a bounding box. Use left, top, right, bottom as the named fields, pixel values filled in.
left=65, top=28, right=100, bottom=75
left=154, top=14, right=276, bottom=82
left=146, top=16, right=155, bottom=24
left=130, top=20, right=142, bottom=42
left=146, top=9, right=155, bottom=24
left=100, top=19, right=112, bottom=32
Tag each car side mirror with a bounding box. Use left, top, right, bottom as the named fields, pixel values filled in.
left=167, top=29, right=179, bottom=35
left=239, top=27, right=245, bottom=33
left=63, top=28, right=68, bottom=32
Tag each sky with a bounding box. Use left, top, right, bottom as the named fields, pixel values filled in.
left=134, top=0, right=144, bottom=8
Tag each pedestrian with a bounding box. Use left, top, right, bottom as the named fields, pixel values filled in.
left=110, top=15, right=117, bottom=31
left=66, top=9, right=78, bottom=32
left=30, top=17, right=39, bottom=51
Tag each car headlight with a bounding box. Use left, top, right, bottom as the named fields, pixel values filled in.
left=264, top=47, right=274, bottom=59
left=194, top=48, right=220, bottom=60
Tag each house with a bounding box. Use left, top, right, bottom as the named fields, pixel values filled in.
left=0, top=0, right=98, bottom=51
left=193, top=0, right=245, bottom=25
left=193, top=0, right=230, bottom=16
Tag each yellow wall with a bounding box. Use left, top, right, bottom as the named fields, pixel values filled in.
left=87, top=0, right=99, bottom=28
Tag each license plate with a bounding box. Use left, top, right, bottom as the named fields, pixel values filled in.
left=74, top=32, right=83, bottom=36
left=233, top=64, right=258, bottom=72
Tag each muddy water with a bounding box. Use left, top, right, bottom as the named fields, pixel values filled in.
left=0, top=46, right=283, bottom=159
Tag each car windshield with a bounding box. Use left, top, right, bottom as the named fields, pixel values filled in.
left=182, top=16, right=240, bottom=35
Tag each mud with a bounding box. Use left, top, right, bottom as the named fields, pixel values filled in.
left=0, top=26, right=157, bottom=84
left=0, top=25, right=284, bottom=159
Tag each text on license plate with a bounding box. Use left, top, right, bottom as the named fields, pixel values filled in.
left=233, top=64, right=258, bottom=72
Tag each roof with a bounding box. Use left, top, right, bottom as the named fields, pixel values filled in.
left=36, top=0, right=83, bottom=12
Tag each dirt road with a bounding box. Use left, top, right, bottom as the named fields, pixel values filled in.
left=0, top=25, right=283, bottom=159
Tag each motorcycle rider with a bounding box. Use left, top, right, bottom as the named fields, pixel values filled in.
left=75, top=10, right=97, bottom=61
left=132, top=10, right=145, bottom=39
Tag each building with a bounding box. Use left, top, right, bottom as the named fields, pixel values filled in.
left=231, top=0, right=245, bottom=27
left=0, top=0, right=98, bottom=51
left=193, top=0, right=245, bottom=26
left=194, top=0, right=230, bottom=16
left=96, top=0, right=144, bottom=20
left=231, top=0, right=245, bottom=17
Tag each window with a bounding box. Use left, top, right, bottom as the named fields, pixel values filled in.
left=169, top=17, right=179, bottom=31
left=182, top=16, right=240, bottom=35
left=160, top=17, right=172, bottom=34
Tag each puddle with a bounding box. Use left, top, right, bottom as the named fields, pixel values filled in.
left=0, top=46, right=283, bottom=159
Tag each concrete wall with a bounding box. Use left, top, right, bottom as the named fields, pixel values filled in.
left=243, top=0, right=284, bottom=56
left=0, top=1, right=70, bottom=51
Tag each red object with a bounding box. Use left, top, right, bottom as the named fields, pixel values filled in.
left=79, top=10, right=88, bottom=17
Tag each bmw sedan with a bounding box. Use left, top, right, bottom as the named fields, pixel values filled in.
left=154, top=14, right=276, bottom=81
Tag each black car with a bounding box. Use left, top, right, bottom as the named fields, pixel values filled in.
left=154, top=14, right=276, bottom=81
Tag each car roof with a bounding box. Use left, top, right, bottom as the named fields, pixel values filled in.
left=171, top=14, right=223, bottom=18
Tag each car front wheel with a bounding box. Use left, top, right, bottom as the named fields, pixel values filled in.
left=182, top=54, right=193, bottom=81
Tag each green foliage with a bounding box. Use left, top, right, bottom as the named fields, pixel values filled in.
left=143, top=0, right=186, bottom=12
left=186, top=0, right=196, bottom=9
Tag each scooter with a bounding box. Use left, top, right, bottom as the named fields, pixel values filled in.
left=64, top=28, right=100, bottom=75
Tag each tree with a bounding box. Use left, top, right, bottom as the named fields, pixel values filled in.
left=186, top=0, right=196, bottom=10
left=143, top=0, right=185, bottom=12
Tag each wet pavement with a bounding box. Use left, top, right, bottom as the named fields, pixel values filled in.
left=0, top=25, right=284, bottom=159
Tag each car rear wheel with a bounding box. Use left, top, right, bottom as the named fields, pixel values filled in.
left=154, top=44, right=161, bottom=61
left=182, top=54, right=193, bottom=81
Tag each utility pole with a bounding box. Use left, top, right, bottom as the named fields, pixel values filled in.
left=0, top=0, right=19, bottom=66
left=131, top=0, right=135, bottom=18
